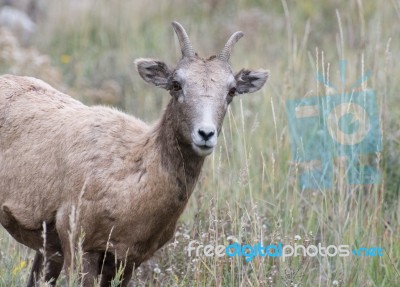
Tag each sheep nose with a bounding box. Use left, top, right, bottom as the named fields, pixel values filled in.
left=198, top=127, right=216, bottom=141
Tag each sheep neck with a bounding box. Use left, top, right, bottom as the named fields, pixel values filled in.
left=153, top=101, right=205, bottom=201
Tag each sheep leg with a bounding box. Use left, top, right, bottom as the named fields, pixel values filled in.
left=44, top=258, right=63, bottom=285
left=98, top=255, right=134, bottom=287
left=26, top=251, right=63, bottom=287
left=26, top=252, right=43, bottom=287
left=120, top=259, right=134, bottom=287
left=99, top=268, right=114, bottom=287
left=99, top=252, right=116, bottom=287
left=82, top=251, right=102, bottom=287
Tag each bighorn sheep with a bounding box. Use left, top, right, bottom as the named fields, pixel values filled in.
left=0, top=22, right=268, bottom=286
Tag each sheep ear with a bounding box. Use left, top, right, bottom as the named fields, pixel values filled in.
left=135, top=58, right=172, bottom=90
left=235, top=69, right=269, bottom=94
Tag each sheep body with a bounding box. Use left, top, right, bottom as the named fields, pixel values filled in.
left=0, top=75, right=191, bottom=265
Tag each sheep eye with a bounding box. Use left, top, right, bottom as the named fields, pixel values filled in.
left=228, top=87, right=236, bottom=97
left=172, top=81, right=182, bottom=91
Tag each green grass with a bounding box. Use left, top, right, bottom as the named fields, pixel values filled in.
left=0, top=0, right=399, bottom=286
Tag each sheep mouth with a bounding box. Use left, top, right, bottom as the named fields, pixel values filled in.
left=192, top=143, right=215, bottom=156
left=196, top=144, right=213, bottom=150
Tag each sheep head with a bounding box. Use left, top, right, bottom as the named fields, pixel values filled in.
left=135, top=21, right=269, bottom=157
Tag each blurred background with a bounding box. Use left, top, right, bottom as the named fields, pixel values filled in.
left=0, top=0, right=399, bottom=286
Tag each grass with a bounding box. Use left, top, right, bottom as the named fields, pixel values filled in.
left=0, top=0, right=399, bottom=286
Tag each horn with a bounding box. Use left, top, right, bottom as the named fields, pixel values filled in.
left=218, top=31, right=244, bottom=62
left=171, top=21, right=195, bottom=58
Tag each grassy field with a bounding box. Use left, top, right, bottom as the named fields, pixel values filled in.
left=0, top=0, right=399, bottom=286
